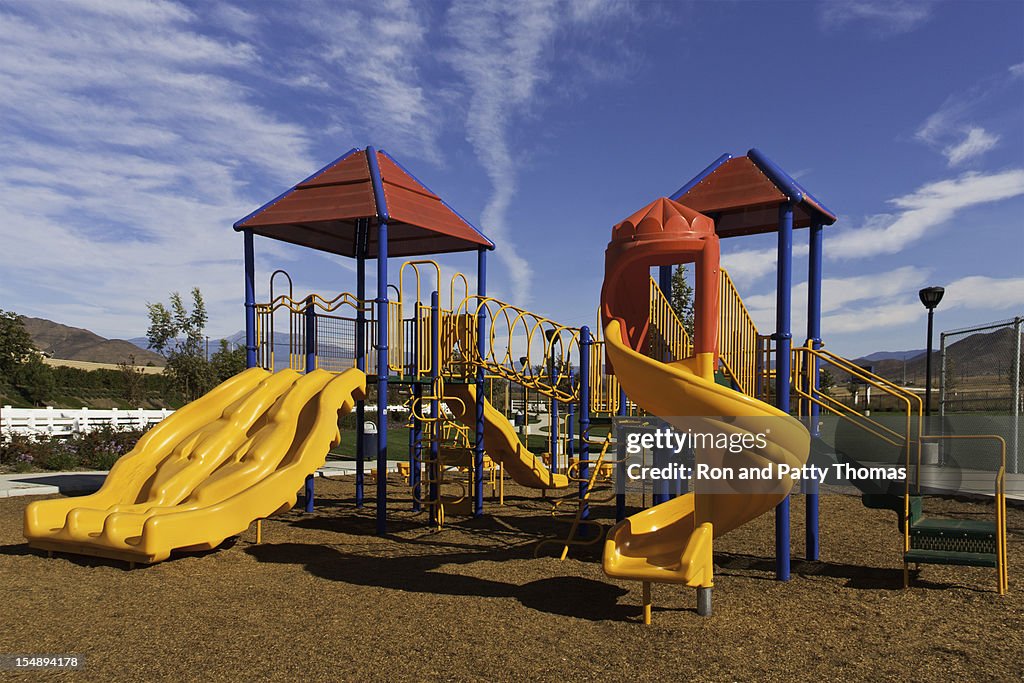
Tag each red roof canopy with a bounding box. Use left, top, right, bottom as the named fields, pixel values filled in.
left=674, top=153, right=837, bottom=238
left=234, top=148, right=494, bottom=258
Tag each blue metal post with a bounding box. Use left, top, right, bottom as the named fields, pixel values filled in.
left=806, top=220, right=823, bottom=560
left=375, top=221, right=388, bottom=534
left=775, top=202, right=794, bottom=581
left=367, top=147, right=390, bottom=535
left=474, top=248, right=487, bottom=517
left=304, top=296, right=316, bottom=512
left=243, top=230, right=256, bottom=369
left=355, top=234, right=366, bottom=508
left=578, top=326, right=591, bottom=520
left=615, top=387, right=627, bottom=521
left=430, top=291, right=440, bottom=524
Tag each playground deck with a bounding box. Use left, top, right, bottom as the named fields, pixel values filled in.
left=2, top=478, right=1020, bottom=682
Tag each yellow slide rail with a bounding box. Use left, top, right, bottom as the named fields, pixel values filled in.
left=648, top=276, right=692, bottom=362
left=718, top=268, right=759, bottom=395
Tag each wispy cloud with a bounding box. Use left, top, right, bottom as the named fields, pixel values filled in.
left=742, top=267, right=927, bottom=332
left=296, top=0, right=439, bottom=164
left=443, top=0, right=562, bottom=305
left=942, top=127, right=1000, bottom=166
left=915, top=63, right=1022, bottom=164
left=742, top=268, right=1024, bottom=336
left=827, top=169, right=1024, bottom=259
left=0, top=1, right=314, bottom=336
left=820, top=0, right=933, bottom=35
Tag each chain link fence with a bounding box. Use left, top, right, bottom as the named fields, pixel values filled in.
left=939, top=316, right=1022, bottom=473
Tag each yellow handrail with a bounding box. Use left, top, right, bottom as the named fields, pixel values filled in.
left=792, top=346, right=923, bottom=485
left=718, top=268, right=759, bottom=395
left=648, top=276, right=692, bottom=362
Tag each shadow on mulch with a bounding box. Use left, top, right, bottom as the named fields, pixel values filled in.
left=0, top=538, right=237, bottom=569
left=246, top=541, right=633, bottom=621
left=715, top=551, right=981, bottom=592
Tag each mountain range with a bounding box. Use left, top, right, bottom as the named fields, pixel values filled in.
left=22, top=317, right=165, bottom=367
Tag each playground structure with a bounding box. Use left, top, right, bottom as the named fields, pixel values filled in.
left=24, top=147, right=1009, bottom=619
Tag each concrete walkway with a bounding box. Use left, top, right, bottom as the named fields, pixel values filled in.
left=0, top=460, right=405, bottom=499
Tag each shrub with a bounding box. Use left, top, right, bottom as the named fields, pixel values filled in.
left=75, top=425, right=145, bottom=470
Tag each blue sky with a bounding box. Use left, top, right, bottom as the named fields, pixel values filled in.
left=1, top=0, right=1022, bottom=358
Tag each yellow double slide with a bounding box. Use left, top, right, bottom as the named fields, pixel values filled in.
left=24, top=367, right=366, bottom=564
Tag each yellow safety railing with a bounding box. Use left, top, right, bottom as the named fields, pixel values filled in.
left=718, top=268, right=759, bottom=395
left=450, top=295, right=582, bottom=403
left=589, top=338, right=619, bottom=415
left=791, top=346, right=923, bottom=475
left=648, top=276, right=692, bottom=362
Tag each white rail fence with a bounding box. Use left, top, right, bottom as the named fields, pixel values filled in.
left=1, top=404, right=417, bottom=438
left=1, top=406, right=173, bottom=437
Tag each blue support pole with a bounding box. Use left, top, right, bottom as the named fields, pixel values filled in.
left=243, top=230, right=256, bottom=369
left=375, top=220, right=388, bottom=534
left=615, top=387, right=627, bottom=521
left=474, top=248, right=487, bottom=517
left=430, top=291, right=440, bottom=525
left=805, top=220, right=824, bottom=561
left=578, top=326, right=591, bottom=520
left=367, top=147, right=390, bottom=535
left=355, top=233, right=366, bottom=508
left=304, top=296, right=317, bottom=512
left=775, top=202, right=794, bottom=581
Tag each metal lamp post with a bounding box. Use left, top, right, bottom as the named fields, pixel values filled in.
left=919, top=286, right=945, bottom=417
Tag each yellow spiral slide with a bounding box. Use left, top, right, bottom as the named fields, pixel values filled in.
left=24, top=367, right=366, bottom=564
left=601, top=321, right=809, bottom=588
left=598, top=196, right=810, bottom=619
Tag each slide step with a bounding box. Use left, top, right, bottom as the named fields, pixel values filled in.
left=904, top=549, right=998, bottom=568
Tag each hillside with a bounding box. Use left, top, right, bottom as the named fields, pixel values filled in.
left=835, top=327, right=1021, bottom=386
left=22, top=317, right=165, bottom=367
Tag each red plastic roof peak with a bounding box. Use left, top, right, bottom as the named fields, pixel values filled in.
left=234, top=148, right=493, bottom=258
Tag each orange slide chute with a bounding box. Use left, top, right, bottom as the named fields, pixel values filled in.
left=599, top=197, right=810, bottom=606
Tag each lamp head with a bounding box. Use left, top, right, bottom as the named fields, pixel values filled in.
left=919, top=286, right=945, bottom=310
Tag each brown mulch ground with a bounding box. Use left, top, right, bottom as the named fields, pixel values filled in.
left=1, top=478, right=1022, bottom=682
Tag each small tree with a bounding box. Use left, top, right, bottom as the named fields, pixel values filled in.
left=670, top=265, right=695, bottom=338
left=210, top=340, right=247, bottom=383
left=819, top=367, right=836, bottom=397
left=118, top=354, right=145, bottom=405
left=147, top=289, right=213, bottom=401
left=12, top=357, right=55, bottom=405
left=0, top=310, right=36, bottom=380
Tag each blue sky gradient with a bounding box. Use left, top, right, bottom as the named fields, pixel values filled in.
left=1, top=0, right=1022, bottom=357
